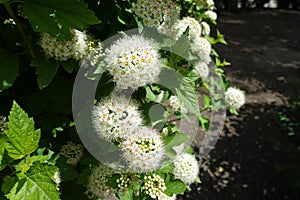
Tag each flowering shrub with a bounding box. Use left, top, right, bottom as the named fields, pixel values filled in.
left=0, top=0, right=245, bottom=200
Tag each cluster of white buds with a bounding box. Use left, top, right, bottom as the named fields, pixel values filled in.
left=59, top=141, right=84, bottom=165
left=39, top=29, right=89, bottom=61
left=0, top=116, right=7, bottom=134
left=193, top=61, right=209, bottom=80
left=172, top=153, right=199, bottom=185
left=92, top=96, right=143, bottom=140
left=86, top=163, right=117, bottom=199
left=53, top=171, right=61, bottom=191
left=224, top=87, right=246, bottom=110
left=105, top=35, right=162, bottom=90
left=88, top=41, right=105, bottom=67
left=121, top=127, right=165, bottom=173
left=133, top=0, right=180, bottom=28
left=143, top=174, right=166, bottom=199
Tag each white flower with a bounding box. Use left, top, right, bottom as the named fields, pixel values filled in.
left=73, top=29, right=89, bottom=60
left=158, top=193, right=177, bottom=200
left=169, top=95, right=180, bottom=111
left=205, top=10, right=217, bottom=21
left=201, top=21, right=211, bottom=35
left=224, top=87, right=246, bottom=110
left=39, top=29, right=89, bottom=61
left=191, top=37, right=212, bottom=63
left=173, top=153, right=199, bottom=185
left=86, top=163, right=117, bottom=199
left=143, top=174, right=166, bottom=199
left=169, top=17, right=202, bottom=41
left=133, top=0, right=180, bottom=28
left=105, top=35, right=162, bottom=90
left=169, top=95, right=187, bottom=113
left=121, top=127, right=165, bottom=173
left=194, top=61, right=209, bottom=79
left=59, top=141, right=84, bottom=165
left=206, top=0, right=215, bottom=8
left=92, top=96, right=143, bottom=140
left=53, top=171, right=61, bottom=191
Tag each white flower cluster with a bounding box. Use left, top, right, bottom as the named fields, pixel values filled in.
left=133, top=0, right=180, bottom=28
left=116, top=173, right=131, bottom=189
left=121, top=127, right=165, bottom=173
left=0, top=116, right=7, bottom=133
left=172, top=17, right=202, bottom=40
left=193, top=61, right=209, bottom=80
left=224, top=87, right=246, bottom=110
left=158, top=193, right=177, bottom=200
left=39, top=29, right=89, bottom=61
left=191, top=36, right=212, bottom=63
left=92, top=96, right=143, bottom=140
left=86, top=163, right=117, bottom=199
left=169, top=95, right=181, bottom=111
left=205, top=10, right=217, bottom=21
left=172, top=153, right=199, bottom=185
left=105, top=35, right=162, bottom=90
left=201, top=21, right=211, bottom=35
left=59, top=141, right=84, bottom=165
left=53, top=171, right=61, bottom=191
left=143, top=174, right=166, bottom=199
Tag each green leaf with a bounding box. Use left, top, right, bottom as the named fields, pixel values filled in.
left=183, top=146, right=193, bottom=154
left=170, top=31, right=191, bottom=60
left=31, top=58, right=59, bottom=89
left=60, top=59, right=78, bottom=73
left=106, top=174, right=121, bottom=189
left=16, top=153, right=53, bottom=174
left=0, top=0, right=10, bottom=3
left=76, top=167, right=91, bottom=185
left=164, top=179, right=186, bottom=196
left=0, top=137, right=7, bottom=166
left=1, top=176, right=17, bottom=195
left=157, top=161, right=175, bottom=174
left=118, top=188, right=133, bottom=200
left=145, top=86, right=156, bottom=102
left=199, top=115, right=210, bottom=130
left=203, top=95, right=212, bottom=109
left=0, top=48, right=19, bottom=91
left=5, top=101, right=41, bottom=160
left=23, top=0, right=100, bottom=40
left=159, top=68, right=200, bottom=116
left=56, top=156, right=78, bottom=182
left=164, top=132, right=190, bottom=157
left=6, top=164, right=60, bottom=200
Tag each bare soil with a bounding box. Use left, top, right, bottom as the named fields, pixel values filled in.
left=180, top=9, right=300, bottom=200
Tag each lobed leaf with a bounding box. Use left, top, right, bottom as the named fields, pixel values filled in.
left=31, top=58, right=60, bottom=89
left=164, top=179, right=186, bottom=196
left=164, top=132, right=190, bottom=157
left=6, top=164, right=60, bottom=200
left=5, top=101, right=41, bottom=160
left=23, top=0, right=100, bottom=40
left=159, top=68, right=200, bottom=116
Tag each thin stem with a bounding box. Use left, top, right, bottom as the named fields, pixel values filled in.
left=4, top=3, right=36, bottom=58
left=167, top=117, right=181, bottom=123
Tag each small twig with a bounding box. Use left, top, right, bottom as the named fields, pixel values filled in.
left=4, top=3, right=36, bottom=58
